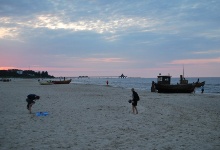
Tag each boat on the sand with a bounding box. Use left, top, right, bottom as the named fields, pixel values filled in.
left=152, top=74, right=195, bottom=93
left=51, top=79, right=72, bottom=84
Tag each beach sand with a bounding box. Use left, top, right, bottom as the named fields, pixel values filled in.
left=0, top=79, right=220, bottom=150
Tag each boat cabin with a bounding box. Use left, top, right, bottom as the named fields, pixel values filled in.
left=179, top=75, right=188, bottom=84
left=157, top=75, right=171, bottom=85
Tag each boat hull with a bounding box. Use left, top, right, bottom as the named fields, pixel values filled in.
left=52, top=79, right=72, bottom=84
left=39, top=82, right=53, bottom=85
left=155, top=84, right=195, bottom=93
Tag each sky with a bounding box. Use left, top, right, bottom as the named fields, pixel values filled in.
left=0, top=0, right=220, bottom=78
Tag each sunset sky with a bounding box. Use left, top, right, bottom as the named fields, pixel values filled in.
left=0, top=0, right=220, bottom=77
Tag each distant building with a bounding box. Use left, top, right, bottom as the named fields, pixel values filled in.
left=119, top=73, right=127, bottom=78
left=17, top=70, right=23, bottom=74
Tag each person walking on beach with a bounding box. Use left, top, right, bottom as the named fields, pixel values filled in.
left=130, top=88, right=139, bottom=114
left=201, top=86, right=204, bottom=93
left=26, top=94, right=40, bottom=114
left=106, top=80, right=109, bottom=86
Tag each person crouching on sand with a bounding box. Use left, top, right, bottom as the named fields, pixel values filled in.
left=26, top=94, right=40, bottom=114
left=130, top=88, right=139, bottom=114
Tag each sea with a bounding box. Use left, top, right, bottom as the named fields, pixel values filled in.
left=71, top=77, right=220, bottom=95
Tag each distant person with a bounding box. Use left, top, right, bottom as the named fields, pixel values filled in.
left=130, top=88, right=139, bottom=114
left=26, top=94, right=40, bottom=114
left=201, top=86, right=204, bottom=93
left=197, top=78, right=199, bottom=83
left=106, top=80, right=109, bottom=86
left=151, top=81, right=156, bottom=92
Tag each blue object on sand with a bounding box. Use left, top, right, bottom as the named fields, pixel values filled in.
left=36, top=112, right=49, bottom=116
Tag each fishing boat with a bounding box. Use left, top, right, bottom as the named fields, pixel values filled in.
left=153, top=74, right=195, bottom=93
left=51, top=79, right=72, bottom=84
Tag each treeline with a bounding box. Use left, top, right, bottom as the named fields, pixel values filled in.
left=0, top=69, right=55, bottom=78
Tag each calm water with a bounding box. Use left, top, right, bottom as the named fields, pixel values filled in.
left=71, top=77, right=220, bottom=94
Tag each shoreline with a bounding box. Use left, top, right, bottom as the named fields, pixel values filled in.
left=0, top=79, right=220, bottom=149
left=2, top=77, right=219, bottom=94
left=71, top=82, right=220, bottom=96
left=70, top=77, right=220, bottom=94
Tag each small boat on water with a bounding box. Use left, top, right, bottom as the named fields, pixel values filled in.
left=51, top=79, right=72, bottom=84
left=152, top=74, right=195, bottom=93
left=195, top=81, right=205, bottom=87
left=39, top=81, right=54, bottom=85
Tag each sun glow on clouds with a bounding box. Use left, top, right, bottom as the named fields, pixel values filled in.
left=0, top=67, right=16, bottom=70
left=0, top=13, right=161, bottom=41
left=0, top=17, right=20, bottom=40
left=0, top=27, right=19, bottom=39
left=0, top=14, right=155, bottom=40
left=34, top=14, right=156, bottom=34
left=38, top=54, right=128, bottom=68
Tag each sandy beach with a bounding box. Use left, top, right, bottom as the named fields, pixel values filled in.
left=0, top=79, right=220, bottom=150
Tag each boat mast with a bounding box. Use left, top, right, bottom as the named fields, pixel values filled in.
left=183, top=64, right=184, bottom=78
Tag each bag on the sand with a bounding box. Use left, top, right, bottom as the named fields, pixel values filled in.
left=36, top=112, right=49, bottom=116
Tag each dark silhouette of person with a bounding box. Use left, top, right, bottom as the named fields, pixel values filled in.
left=26, top=94, right=40, bottom=114
left=131, top=88, right=139, bottom=114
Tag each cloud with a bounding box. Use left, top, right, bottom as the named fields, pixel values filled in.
left=81, top=57, right=128, bottom=63
left=193, top=50, right=220, bottom=54
left=169, top=57, right=220, bottom=65
left=1, top=0, right=219, bottom=44
left=0, top=0, right=52, bottom=17
left=0, top=13, right=159, bottom=41
left=26, top=14, right=158, bottom=34
left=0, top=0, right=160, bottom=41
left=196, top=29, right=220, bottom=39
left=0, top=27, right=19, bottom=39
